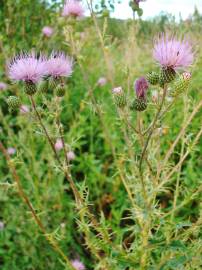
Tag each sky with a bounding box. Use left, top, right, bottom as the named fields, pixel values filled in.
left=112, top=0, right=202, bottom=20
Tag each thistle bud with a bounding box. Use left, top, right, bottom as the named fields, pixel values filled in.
left=56, top=83, right=65, bottom=97
left=160, top=67, right=176, bottom=84
left=171, top=72, right=191, bottom=97
left=25, top=81, right=37, bottom=95
left=130, top=98, right=147, bottom=111
left=7, top=96, right=21, bottom=111
left=38, top=79, right=49, bottom=93
left=147, top=71, right=159, bottom=85
left=112, top=87, right=127, bottom=108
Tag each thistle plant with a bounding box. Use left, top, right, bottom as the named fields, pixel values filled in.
left=1, top=2, right=202, bottom=270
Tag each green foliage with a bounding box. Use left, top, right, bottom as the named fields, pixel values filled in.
left=0, top=1, right=202, bottom=270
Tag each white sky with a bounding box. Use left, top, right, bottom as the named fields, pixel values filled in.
left=112, top=0, right=202, bottom=20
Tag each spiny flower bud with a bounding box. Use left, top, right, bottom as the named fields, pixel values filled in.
left=130, top=98, right=147, bottom=112
left=160, top=67, right=176, bottom=84
left=38, top=79, right=49, bottom=93
left=25, top=81, right=37, bottom=95
left=147, top=71, right=159, bottom=85
left=56, top=83, right=65, bottom=97
left=7, top=96, right=21, bottom=111
left=112, top=87, right=127, bottom=108
left=171, top=72, right=191, bottom=97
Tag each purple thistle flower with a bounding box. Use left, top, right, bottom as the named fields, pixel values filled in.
left=71, top=259, right=85, bottom=270
left=134, top=77, right=149, bottom=99
left=55, top=139, right=63, bottom=151
left=8, top=52, right=47, bottom=83
left=153, top=34, right=194, bottom=70
left=20, top=104, right=30, bottom=114
left=46, top=52, right=73, bottom=78
left=0, top=82, right=7, bottom=91
left=62, top=0, right=85, bottom=18
left=97, top=77, right=107, bottom=86
left=42, top=26, right=53, bottom=37
left=7, top=147, right=16, bottom=155
left=67, top=150, right=76, bottom=161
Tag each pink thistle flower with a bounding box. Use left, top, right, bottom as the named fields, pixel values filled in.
left=42, top=26, right=54, bottom=37
left=182, top=71, right=191, bottom=80
left=134, top=77, right=149, bottom=99
left=55, top=139, right=63, bottom=151
left=46, top=52, right=73, bottom=78
left=62, top=0, right=85, bottom=18
left=8, top=52, right=47, bottom=83
left=153, top=34, right=194, bottom=70
left=97, top=77, right=107, bottom=86
left=112, top=86, right=123, bottom=95
left=67, top=151, right=76, bottom=161
left=7, top=147, right=16, bottom=155
left=71, top=259, right=85, bottom=270
left=20, top=104, right=30, bottom=114
left=0, top=82, right=7, bottom=91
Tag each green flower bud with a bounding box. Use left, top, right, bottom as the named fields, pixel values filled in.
left=25, top=81, right=37, bottom=95
left=7, top=96, right=21, bottom=111
left=171, top=72, right=191, bottom=97
left=147, top=71, right=159, bottom=85
left=160, top=67, right=176, bottom=84
left=130, top=98, right=147, bottom=112
left=112, top=87, right=127, bottom=108
left=56, top=83, right=65, bottom=97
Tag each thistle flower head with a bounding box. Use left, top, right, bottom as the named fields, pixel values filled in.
left=134, top=77, right=149, bottom=99
left=71, top=259, right=85, bottom=270
left=182, top=71, right=191, bottom=80
left=62, top=0, right=85, bottom=18
left=112, top=86, right=123, bottom=95
left=7, top=147, right=16, bottom=155
left=20, top=105, right=30, bottom=114
left=46, top=52, right=73, bottom=78
left=8, top=52, right=47, bottom=83
left=67, top=151, right=76, bottom=161
left=55, top=139, right=63, bottom=151
left=0, top=82, right=7, bottom=90
left=153, top=34, right=194, bottom=70
left=97, top=77, right=107, bottom=86
left=42, top=26, right=53, bottom=37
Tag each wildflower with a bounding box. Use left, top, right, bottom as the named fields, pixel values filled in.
left=153, top=34, right=194, bottom=84
left=55, top=139, right=63, bottom=151
left=67, top=151, right=76, bottom=161
left=46, top=52, right=73, bottom=79
left=62, top=0, right=85, bottom=18
left=42, top=26, right=53, bottom=37
left=7, top=147, right=16, bottom=155
left=97, top=77, right=107, bottom=86
left=112, top=87, right=127, bottom=108
left=20, top=105, right=30, bottom=114
left=8, top=52, right=47, bottom=95
left=0, top=82, right=7, bottom=91
left=71, top=259, right=85, bottom=270
left=153, top=34, right=194, bottom=70
left=134, top=77, right=149, bottom=99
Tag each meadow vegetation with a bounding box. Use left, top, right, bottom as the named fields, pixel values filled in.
left=0, top=1, right=201, bottom=269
